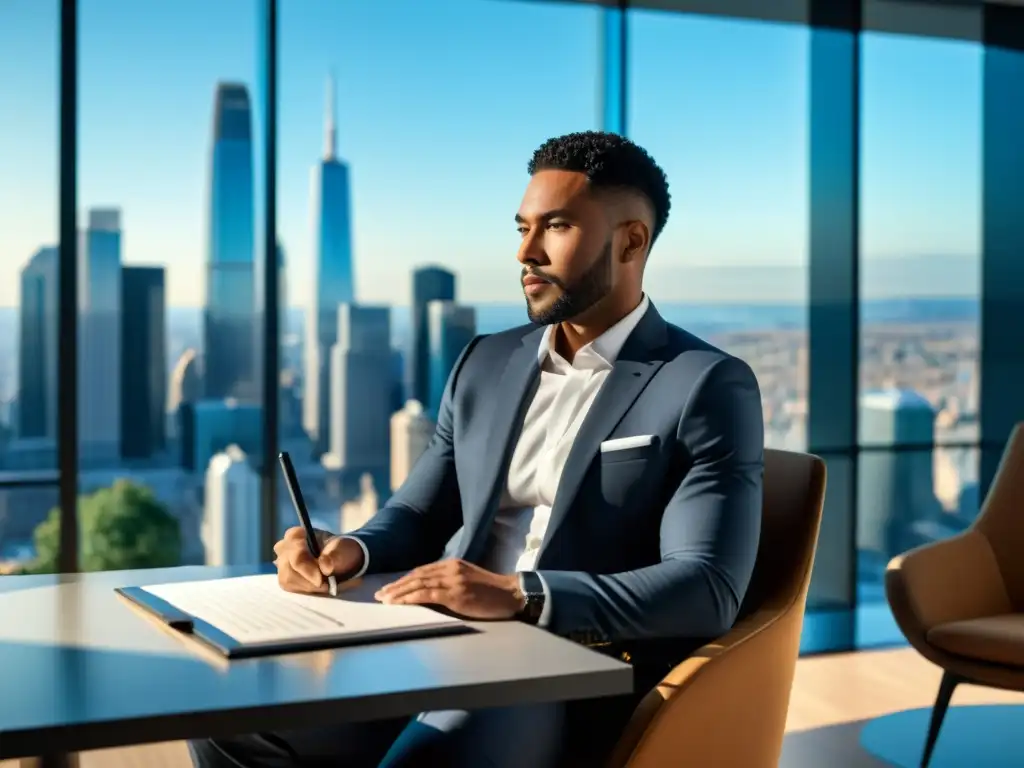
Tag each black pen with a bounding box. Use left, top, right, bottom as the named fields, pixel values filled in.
left=278, top=451, right=338, bottom=597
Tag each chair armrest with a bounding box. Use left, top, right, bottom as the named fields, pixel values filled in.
left=607, top=602, right=803, bottom=768
left=885, top=530, right=1012, bottom=645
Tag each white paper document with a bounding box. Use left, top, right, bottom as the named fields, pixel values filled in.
left=140, top=574, right=464, bottom=646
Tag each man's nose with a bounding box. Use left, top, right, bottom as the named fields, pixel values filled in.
left=517, top=231, right=546, bottom=265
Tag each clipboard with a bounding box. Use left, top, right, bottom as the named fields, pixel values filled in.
left=115, top=576, right=474, bottom=660
left=116, top=585, right=252, bottom=658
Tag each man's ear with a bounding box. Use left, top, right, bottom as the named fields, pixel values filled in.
left=621, top=220, right=650, bottom=263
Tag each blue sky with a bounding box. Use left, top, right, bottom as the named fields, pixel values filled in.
left=0, top=0, right=982, bottom=308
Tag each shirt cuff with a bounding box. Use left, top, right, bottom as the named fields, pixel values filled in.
left=334, top=535, right=370, bottom=579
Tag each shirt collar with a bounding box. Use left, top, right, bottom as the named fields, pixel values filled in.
left=537, top=294, right=650, bottom=371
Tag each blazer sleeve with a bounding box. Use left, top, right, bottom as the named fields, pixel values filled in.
left=537, top=356, right=765, bottom=642
left=343, top=335, right=485, bottom=574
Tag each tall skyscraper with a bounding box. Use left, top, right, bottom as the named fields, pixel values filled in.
left=409, top=266, right=455, bottom=406
left=204, top=82, right=256, bottom=401
left=426, top=300, right=476, bottom=420
left=390, top=399, right=434, bottom=492
left=202, top=444, right=261, bottom=566
left=121, top=266, right=166, bottom=459
left=858, top=389, right=941, bottom=560
left=79, top=208, right=122, bottom=466
left=304, top=72, right=355, bottom=455
left=324, top=304, right=391, bottom=486
left=18, top=247, right=58, bottom=440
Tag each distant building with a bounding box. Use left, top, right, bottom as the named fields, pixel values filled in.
left=426, top=300, right=476, bottom=419
left=18, top=247, right=58, bottom=441
left=339, top=472, right=378, bottom=533
left=390, top=399, right=433, bottom=492
left=79, top=208, right=122, bottom=466
left=167, top=348, right=202, bottom=442
left=858, top=389, right=941, bottom=560
left=121, top=266, right=166, bottom=459
left=179, top=398, right=262, bottom=474
left=323, top=304, right=391, bottom=490
left=304, top=73, right=355, bottom=455
left=409, top=266, right=455, bottom=407
left=204, top=82, right=256, bottom=401
left=202, top=444, right=261, bottom=566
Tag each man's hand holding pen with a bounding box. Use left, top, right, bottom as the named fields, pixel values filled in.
left=272, top=529, right=525, bottom=620
left=272, top=527, right=364, bottom=595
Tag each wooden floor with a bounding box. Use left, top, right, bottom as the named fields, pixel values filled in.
left=5, top=647, right=1023, bottom=767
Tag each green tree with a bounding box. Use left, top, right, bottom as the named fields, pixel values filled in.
left=30, top=480, right=181, bottom=573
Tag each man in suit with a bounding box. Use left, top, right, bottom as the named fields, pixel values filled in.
left=189, top=130, right=764, bottom=768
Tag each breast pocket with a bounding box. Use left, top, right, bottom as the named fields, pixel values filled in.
left=598, top=446, right=657, bottom=508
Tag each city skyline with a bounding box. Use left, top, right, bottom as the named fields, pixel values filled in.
left=1, top=0, right=982, bottom=309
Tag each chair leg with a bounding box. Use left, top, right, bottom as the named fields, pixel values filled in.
left=920, top=671, right=960, bottom=768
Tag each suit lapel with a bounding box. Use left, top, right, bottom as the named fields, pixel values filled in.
left=459, top=326, right=544, bottom=562
left=539, top=304, right=668, bottom=557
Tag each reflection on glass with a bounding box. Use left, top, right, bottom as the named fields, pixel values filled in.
left=276, top=0, right=600, bottom=532
left=859, top=33, right=982, bottom=448
left=856, top=446, right=980, bottom=647
left=0, top=1, right=60, bottom=573
left=627, top=11, right=809, bottom=451
left=69, top=0, right=265, bottom=573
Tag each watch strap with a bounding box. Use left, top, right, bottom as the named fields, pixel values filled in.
left=516, top=571, right=545, bottom=625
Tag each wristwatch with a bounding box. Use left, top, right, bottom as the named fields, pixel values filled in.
left=515, top=571, right=546, bottom=625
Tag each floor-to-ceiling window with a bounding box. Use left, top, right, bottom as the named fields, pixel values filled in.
left=857, top=25, right=983, bottom=647
left=629, top=10, right=839, bottom=650
left=0, top=0, right=62, bottom=575
left=628, top=12, right=810, bottom=454
left=275, top=0, right=602, bottom=530
left=72, top=0, right=267, bottom=572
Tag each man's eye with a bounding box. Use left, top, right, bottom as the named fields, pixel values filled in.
left=548, top=222, right=569, bottom=230
left=516, top=226, right=528, bottom=235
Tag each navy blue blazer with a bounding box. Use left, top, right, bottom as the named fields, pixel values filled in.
left=348, top=301, right=764, bottom=651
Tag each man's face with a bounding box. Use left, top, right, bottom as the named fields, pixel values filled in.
left=515, top=170, right=616, bottom=325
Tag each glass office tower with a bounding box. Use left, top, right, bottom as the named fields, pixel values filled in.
left=120, top=266, right=167, bottom=459
left=303, top=73, right=356, bottom=455
left=204, top=82, right=256, bottom=401
left=79, top=208, right=122, bottom=467
left=426, top=300, right=476, bottom=421
left=18, top=247, right=59, bottom=441
left=409, top=266, right=456, bottom=408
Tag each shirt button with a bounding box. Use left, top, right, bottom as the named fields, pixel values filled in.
left=526, top=536, right=541, bottom=550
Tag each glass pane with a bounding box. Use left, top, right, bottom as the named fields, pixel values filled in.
left=0, top=1, right=60, bottom=573
left=627, top=12, right=809, bottom=451
left=77, top=0, right=265, bottom=572
left=859, top=32, right=982, bottom=448
left=276, top=0, right=600, bottom=530
left=856, top=445, right=981, bottom=647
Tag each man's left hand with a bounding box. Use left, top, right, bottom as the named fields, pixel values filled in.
left=375, top=559, right=525, bottom=620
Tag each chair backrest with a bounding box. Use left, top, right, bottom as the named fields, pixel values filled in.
left=972, top=423, right=1024, bottom=606
left=740, top=449, right=827, bottom=619
left=609, top=449, right=826, bottom=768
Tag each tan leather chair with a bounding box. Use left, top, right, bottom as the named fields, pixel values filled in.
left=886, top=423, right=1024, bottom=768
left=606, top=449, right=827, bottom=768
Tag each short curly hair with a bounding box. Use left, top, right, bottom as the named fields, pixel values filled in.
left=527, top=131, right=671, bottom=244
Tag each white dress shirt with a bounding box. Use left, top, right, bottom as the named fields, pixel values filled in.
left=479, top=294, right=650, bottom=626
left=344, top=294, right=650, bottom=628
